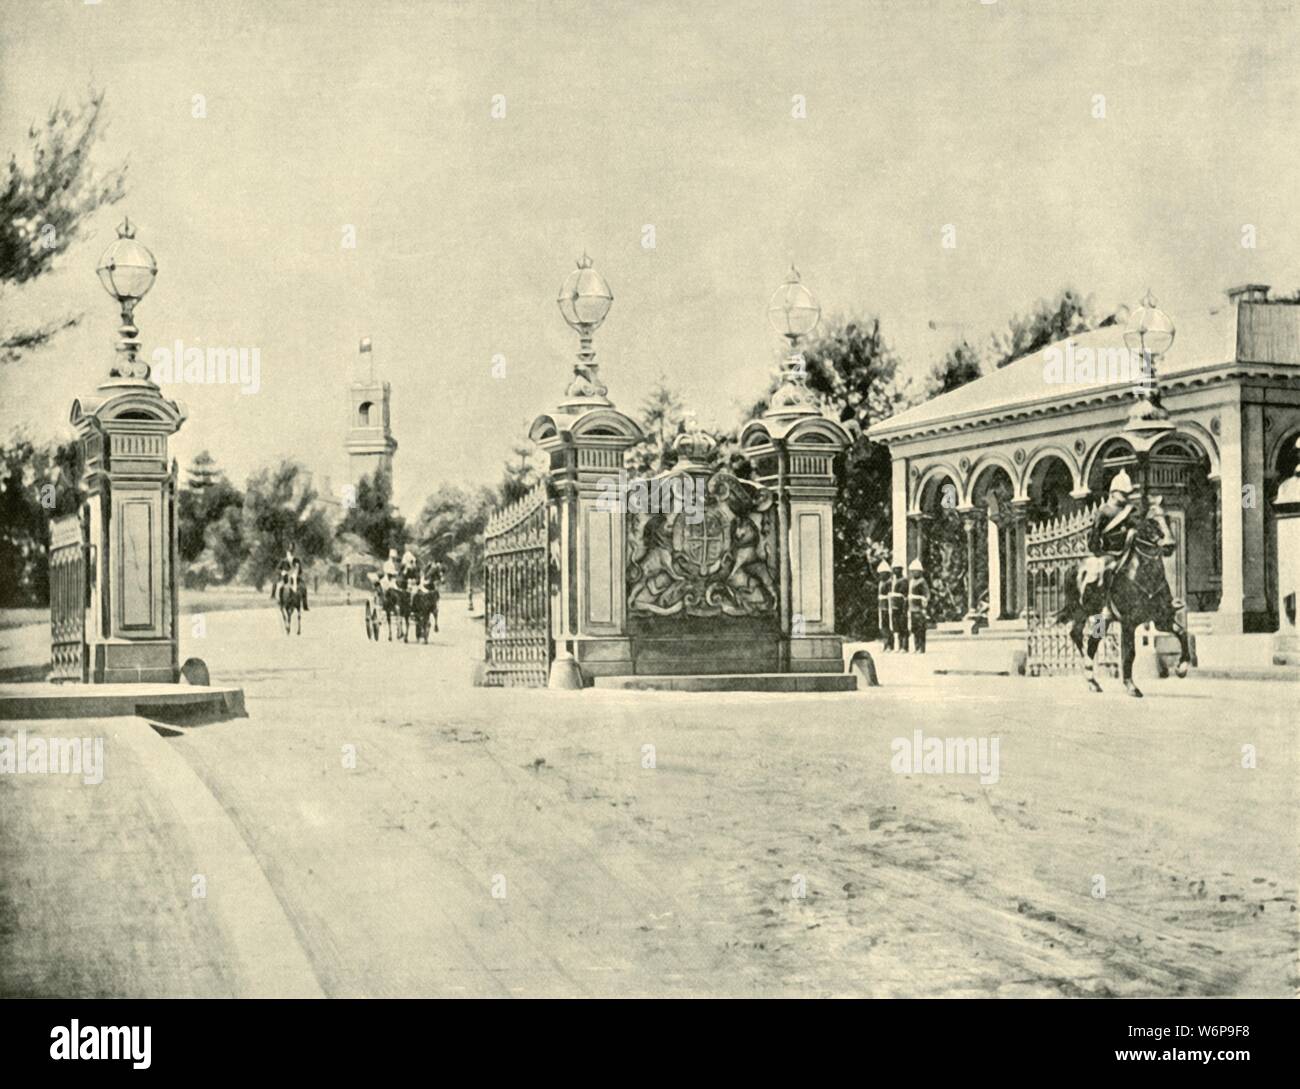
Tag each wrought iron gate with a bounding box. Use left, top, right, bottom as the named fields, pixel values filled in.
left=1025, top=501, right=1119, bottom=678
left=49, top=512, right=88, bottom=683
left=482, top=482, right=553, bottom=687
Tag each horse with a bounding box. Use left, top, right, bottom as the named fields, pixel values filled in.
left=1056, top=496, right=1192, bottom=697
left=379, top=572, right=412, bottom=641
left=409, top=579, right=440, bottom=642
left=276, top=573, right=306, bottom=635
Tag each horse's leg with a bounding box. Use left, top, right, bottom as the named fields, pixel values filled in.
left=1166, top=613, right=1191, bottom=678
left=1122, top=622, right=1142, bottom=697
left=1082, top=615, right=1104, bottom=693
left=296, top=604, right=302, bottom=635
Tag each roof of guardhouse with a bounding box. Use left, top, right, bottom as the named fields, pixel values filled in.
left=866, top=299, right=1300, bottom=445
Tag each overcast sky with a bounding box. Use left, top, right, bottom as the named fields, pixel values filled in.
left=2, top=0, right=1297, bottom=513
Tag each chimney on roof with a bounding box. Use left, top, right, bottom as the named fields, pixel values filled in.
left=1226, top=284, right=1270, bottom=304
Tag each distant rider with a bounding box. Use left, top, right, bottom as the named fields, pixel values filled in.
left=271, top=543, right=308, bottom=610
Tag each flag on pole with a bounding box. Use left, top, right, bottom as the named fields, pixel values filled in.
left=359, top=337, right=372, bottom=354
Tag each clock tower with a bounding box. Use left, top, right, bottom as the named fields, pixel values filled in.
left=345, top=338, right=397, bottom=485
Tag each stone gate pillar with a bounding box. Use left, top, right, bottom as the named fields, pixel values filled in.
left=740, top=381, right=851, bottom=673
left=530, top=254, right=644, bottom=687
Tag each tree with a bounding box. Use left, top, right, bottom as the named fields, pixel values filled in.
left=335, top=468, right=405, bottom=561
left=990, top=288, right=1095, bottom=369
left=0, top=435, right=81, bottom=605
left=627, top=378, right=686, bottom=475
left=749, top=315, right=911, bottom=638
left=1, top=88, right=128, bottom=364
left=177, top=451, right=242, bottom=566
left=239, top=460, right=331, bottom=590
left=413, top=485, right=495, bottom=591
left=925, top=340, right=983, bottom=398
left=499, top=439, right=542, bottom=505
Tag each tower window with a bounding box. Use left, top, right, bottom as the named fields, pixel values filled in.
left=357, top=401, right=374, bottom=427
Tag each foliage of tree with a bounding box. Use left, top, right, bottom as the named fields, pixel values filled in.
left=626, top=378, right=686, bottom=475
left=412, top=485, right=496, bottom=592
left=925, top=339, right=983, bottom=398
left=238, top=460, right=331, bottom=590
left=178, top=451, right=242, bottom=566
left=990, top=288, right=1096, bottom=369
left=0, top=435, right=81, bottom=605
left=498, top=439, right=543, bottom=506
left=335, top=468, right=405, bottom=561
left=1, top=88, right=128, bottom=364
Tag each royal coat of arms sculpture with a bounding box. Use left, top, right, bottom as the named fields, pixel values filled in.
left=625, top=434, right=779, bottom=619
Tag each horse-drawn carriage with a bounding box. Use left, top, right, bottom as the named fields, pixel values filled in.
left=365, top=563, right=442, bottom=643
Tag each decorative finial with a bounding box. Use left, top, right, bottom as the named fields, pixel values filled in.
left=577, top=252, right=593, bottom=269
left=786, top=264, right=801, bottom=283
left=1141, top=288, right=1157, bottom=308
left=117, top=217, right=136, bottom=240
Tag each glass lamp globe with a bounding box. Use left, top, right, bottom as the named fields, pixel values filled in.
left=1123, top=290, right=1175, bottom=361
left=767, top=266, right=820, bottom=343
left=557, top=254, right=613, bottom=335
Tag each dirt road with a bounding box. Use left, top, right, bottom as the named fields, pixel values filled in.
left=2, top=599, right=1296, bottom=996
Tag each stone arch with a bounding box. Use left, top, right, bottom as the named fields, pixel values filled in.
left=1024, top=450, right=1079, bottom=522
left=1082, top=436, right=1137, bottom=495
left=911, top=463, right=962, bottom=516
left=963, top=453, right=1017, bottom=508
left=1022, top=445, right=1082, bottom=498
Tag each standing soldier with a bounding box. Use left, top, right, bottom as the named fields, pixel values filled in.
left=889, top=562, right=909, bottom=653
left=908, top=558, right=929, bottom=654
left=876, top=559, right=893, bottom=652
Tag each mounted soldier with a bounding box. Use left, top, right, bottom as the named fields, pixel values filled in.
left=907, top=558, right=929, bottom=654
left=876, top=559, right=893, bottom=652
left=382, top=548, right=400, bottom=584
left=889, top=562, right=909, bottom=653
left=1080, top=469, right=1138, bottom=612
left=271, top=542, right=308, bottom=611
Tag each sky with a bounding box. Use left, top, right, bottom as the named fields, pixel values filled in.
left=2, top=0, right=1298, bottom=515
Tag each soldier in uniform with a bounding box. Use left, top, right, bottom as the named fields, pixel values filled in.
left=889, top=562, right=909, bottom=652
left=271, top=542, right=308, bottom=610
left=1081, top=469, right=1138, bottom=611
left=876, top=559, right=893, bottom=651
left=907, top=558, right=929, bottom=654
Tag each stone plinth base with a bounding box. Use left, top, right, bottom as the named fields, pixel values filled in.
left=593, top=673, right=857, bottom=692
left=89, top=641, right=177, bottom=685
left=0, top=683, right=246, bottom=723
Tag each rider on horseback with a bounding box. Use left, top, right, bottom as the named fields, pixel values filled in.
left=1080, top=469, right=1137, bottom=611
left=271, top=542, right=309, bottom=610
left=401, top=545, right=420, bottom=584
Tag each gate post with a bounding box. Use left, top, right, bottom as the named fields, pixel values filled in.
left=67, top=221, right=187, bottom=684
left=530, top=254, right=644, bottom=687
left=739, top=400, right=851, bottom=673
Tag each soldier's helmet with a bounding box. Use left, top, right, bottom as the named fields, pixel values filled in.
left=876, top=560, right=892, bottom=574
left=908, top=558, right=924, bottom=573
left=1108, top=469, right=1135, bottom=495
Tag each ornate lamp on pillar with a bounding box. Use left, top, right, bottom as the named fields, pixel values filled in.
left=68, top=220, right=188, bottom=683
left=530, top=254, right=643, bottom=687
left=1122, top=291, right=1177, bottom=507
left=741, top=268, right=852, bottom=674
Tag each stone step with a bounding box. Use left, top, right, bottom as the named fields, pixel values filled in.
left=593, top=673, right=858, bottom=693
left=0, top=683, right=247, bottom=723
